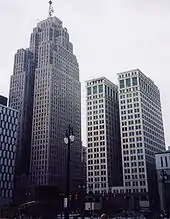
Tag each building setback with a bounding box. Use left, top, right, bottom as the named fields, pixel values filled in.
left=29, top=17, right=82, bottom=192
left=9, top=49, right=35, bottom=176
left=0, top=98, right=18, bottom=209
left=118, top=69, right=166, bottom=210
left=86, top=77, right=122, bottom=194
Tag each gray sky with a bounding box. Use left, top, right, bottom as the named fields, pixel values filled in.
left=0, top=0, right=170, bottom=146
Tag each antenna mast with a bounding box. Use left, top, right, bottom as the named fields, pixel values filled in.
left=48, top=0, right=54, bottom=17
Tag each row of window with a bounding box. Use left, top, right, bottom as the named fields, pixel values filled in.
left=119, top=77, right=138, bottom=89
left=88, top=153, right=106, bottom=159
left=124, top=161, right=144, bottom=167
left=88, top=183, right=107, bottom=189
left=125, top=181, right=146, bottom=187
left=124, top=167, right=145, bottom=174
left=123, top=149, right=143, bottom=155
left=0, top=150, right=15, bottom=160
left=88, top=170, right=106, bottom=176
left=0, top=106, right=18, bottom=118
left=87, top=94, right=104, bottom=100
left=124, top=174, right=146, bottom=180
left=88, top=159, right=106, bottom=164
left=88, top=165, right=106, bottom=170
left=0, top=158, right=15, bottom=167
left=119, top=71, right=137, bottom=79
left=0, top=189, right=13, bottom=199
left=87, top=99, right=104, bottom=105
left=88, top=141, right=105, bottom=147
left=0, top=136, right=16, bottom=145
left=87, top=85, right=103, bottom=95
left=88, top=177, right=107, bottom=182
left=119, top=87, right=138, bottom=93
left=124, top=154, right=144, bottom=161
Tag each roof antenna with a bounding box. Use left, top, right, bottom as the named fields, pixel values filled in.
left=48, top=0, right=54, bottom=17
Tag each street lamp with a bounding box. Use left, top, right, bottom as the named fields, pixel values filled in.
left=64, top=124, right=75, bottom=219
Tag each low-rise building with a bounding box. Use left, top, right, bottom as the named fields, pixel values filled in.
left=0, top=96, right=18, bottom=215
left=155, top=151, right=170, bottom=212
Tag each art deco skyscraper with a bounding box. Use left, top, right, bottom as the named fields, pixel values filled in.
left=86, top=77, right=122, bottom=194
left=29, top=16, right=82, bottom=191
left=118, top=69, right=166, bottom=209
left=9, top=5, right=82, bottom=193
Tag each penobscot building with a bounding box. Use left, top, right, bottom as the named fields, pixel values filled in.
left=118, top=69, right=166, bottom=209
left=29, top=17, right=82, bottom=191
left=9, top=16, right=82, bottom=193
left=86, top=77, right=123, bottom=194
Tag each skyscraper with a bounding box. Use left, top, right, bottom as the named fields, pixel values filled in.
left=118, top=69, right=166, bottom=209
left=29, top=16, right=82, bottom=192
left=86, top=77, right=122, bottom=194
left=9, top=5, right=82, bottom=194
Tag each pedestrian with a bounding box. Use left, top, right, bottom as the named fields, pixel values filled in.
left=100, top=213, right=108, bottom=219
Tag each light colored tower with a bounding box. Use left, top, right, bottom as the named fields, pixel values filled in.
left=86, top=77, right=122, bottom=194
left=118, top=69, right=166, bottom=209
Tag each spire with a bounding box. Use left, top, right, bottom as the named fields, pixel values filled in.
left=48, top=0, right=54, bottom=17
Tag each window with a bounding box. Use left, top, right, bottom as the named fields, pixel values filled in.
left=132, top=77, right=138, bottom=86
left=87, top=87, right=91, bottom=95
left=161, top=157, right=163, bottom=167
left=98, top=85, right=103, bottom=93
left=165, top=156, right=168, bottom=167
left=120, top=80, right=125, bottom=89
left=93, top=86, right=97, bottom=94
left=126, top=78, right=131, bottom=87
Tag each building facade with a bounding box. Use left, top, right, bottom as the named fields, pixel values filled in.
left=86, top=77, right=122, bottom=194
left=9, top=48, right=35, bottom=176
left=29, top=17, right=82, bottom=192
left=0, top=98, right=18, bottom=208
left=118, top=69, right=166, bottom=209
left=155, top=151, right=170, bottom=212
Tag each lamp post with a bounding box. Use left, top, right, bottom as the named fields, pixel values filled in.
left=64, top=124, right=75, bottom=219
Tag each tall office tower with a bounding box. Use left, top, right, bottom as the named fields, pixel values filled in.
left=9, top=49, right=35, bottom=176
left=86, top=77, right=122, bottom=194
left=118, top=69, right=165, bottom=209
left=0, top=97, right=18, bottom=214
left=29, top=16, right=82, bottom=192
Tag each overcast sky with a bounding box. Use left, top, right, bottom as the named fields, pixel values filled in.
left=0, top=0, right=170, bottom=146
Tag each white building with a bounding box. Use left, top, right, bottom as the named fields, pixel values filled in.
left=86, top=77, right=123, bottom=194
left=118, top=69, right=166, bottom=209
left=155, top=151, right=170, bottom=211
